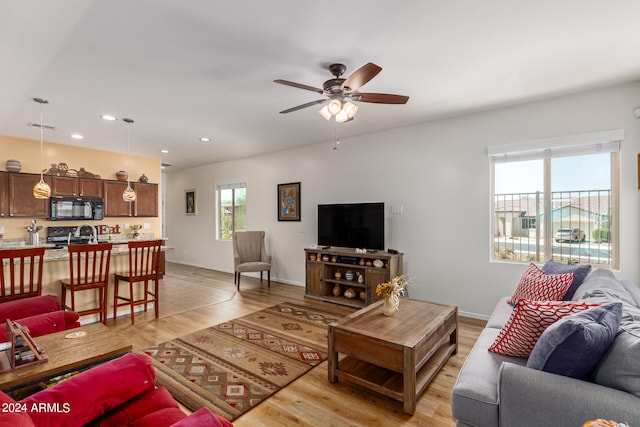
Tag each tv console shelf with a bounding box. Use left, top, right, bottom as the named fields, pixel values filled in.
left=304, top=247, right=403, bottom=308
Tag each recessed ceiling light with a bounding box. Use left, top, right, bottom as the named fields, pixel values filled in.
left=70, top=133, right=84, bottom=140
left=101, top=115, right=117, bottom=121
left=160, top=149, right=169, bottom=154
left=199, top=137, right=211, bottom=142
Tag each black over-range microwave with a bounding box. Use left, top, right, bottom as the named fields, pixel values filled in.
left=49, top=196, right=104, bottom=221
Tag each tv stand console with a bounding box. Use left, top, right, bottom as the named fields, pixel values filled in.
left=304, top=247, right=403, bottom=308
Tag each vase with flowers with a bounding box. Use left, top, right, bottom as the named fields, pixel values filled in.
left=375, top=275, right=410, bottom=316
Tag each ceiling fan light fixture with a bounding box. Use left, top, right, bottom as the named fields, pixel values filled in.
left=319, top=105, right=332, bottom=120
left=343, top=101, right=358, bottom=119
left=327, top=99, right=342, bottom=115
left=335, top=109, right=349, bottom=123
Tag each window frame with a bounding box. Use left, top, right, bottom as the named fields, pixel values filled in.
left=216, top=182, right=246, bottom=241
left=489, top=131, right=621, bottom=268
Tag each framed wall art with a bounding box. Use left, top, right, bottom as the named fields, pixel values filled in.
left=277, top=182, right=301, bottom=221
left=185, top=189, right=197, bottom=215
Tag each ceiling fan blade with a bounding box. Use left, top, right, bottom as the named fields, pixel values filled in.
left=279, top=99, right=327, bottom=114
left=355, top=93, right=409, bottom=104
left=274, top=79, right=324, bottom=94
left=341, top=62, right=382, bottom=91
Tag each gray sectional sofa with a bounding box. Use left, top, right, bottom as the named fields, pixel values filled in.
left=452, top=268, right=640, bottom=427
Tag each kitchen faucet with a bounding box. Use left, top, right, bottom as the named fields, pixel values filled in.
left=73, top=224, right=98, bottom=244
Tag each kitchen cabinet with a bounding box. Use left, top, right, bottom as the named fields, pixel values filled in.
left=0, top=172, right=7, bottom=218
left=50, top=176, right=103, bottom=197
left=103, top=180, right=158, bottom=217
left=133, top=183, right=158, bottom=217
left=7, top=173, right=50, bottom=218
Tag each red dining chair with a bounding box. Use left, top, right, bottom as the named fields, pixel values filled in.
left=0, top=247, right=45, bottom=303
left=113, top=240, right=163, bottom=325
left=60, top=243, right=112, bottom=325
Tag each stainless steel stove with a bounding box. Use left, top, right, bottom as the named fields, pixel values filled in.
left=46, top=225, right=101, bottom=248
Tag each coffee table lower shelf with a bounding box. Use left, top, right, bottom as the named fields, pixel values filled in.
left=334, top=341, right=457, bottom=403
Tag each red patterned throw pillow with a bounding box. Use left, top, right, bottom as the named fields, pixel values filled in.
left=508, top=263, right=574, bottom=305
left=488, top=298, right=599, bottom=358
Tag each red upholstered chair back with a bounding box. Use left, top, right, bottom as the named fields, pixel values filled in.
left=0, top=247, right=45, bottom=303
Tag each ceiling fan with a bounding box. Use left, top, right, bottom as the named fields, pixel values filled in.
left=274, top=62, right=409, bottom=122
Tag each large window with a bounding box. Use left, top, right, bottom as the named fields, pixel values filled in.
left=216, top=182, right=246, bottom=240
left=490, top=131, right=621, bottom=268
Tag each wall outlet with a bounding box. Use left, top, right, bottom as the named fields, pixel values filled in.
left=124, top=223, right=130, bottom=230
left=143, top=223, right=150, bottom=230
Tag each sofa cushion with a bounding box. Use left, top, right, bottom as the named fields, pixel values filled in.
left=526, top=303, right=622, bottom=379
left=22, top=353, right=155, bottom=427
left=0, top=391, right=33, bottom=427
left=169, top=408, right=233, bottom=427
left=488, top=298, right=598, bottom=358
left=451, top=328, right=527, bottom=427
left=591, top=321, right=640, bottom=397
left=0, top=295, right=61, bottom=323
left=486, top=297, right=514, bottom=329
left=571, top=269, right=634, bottom=305
left=90, top=386, right=180, bottom=426
left=0, top=311, right=81, bottom=341
left=541, top=260, right=591, bottom=300
left=508, top=263, right=574, bottom=305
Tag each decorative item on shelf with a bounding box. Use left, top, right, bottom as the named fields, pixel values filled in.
left=376, top=275, right=411, bottom=316
left=43, top=164, right=100, bottom=178
left=365, top=260, right=373, bottom=266
left=359, top=290, right=366, bottom=300
left=582, top=420, right=630, bottom=427
left=322, top=254, right=329, bottom=262
left=359, top=258, right=365, bottom=266
left=344, top=288, right=356, bottom=299
left=357, top=272, right=364, bottom=283
left=344, top=270, right=354, bottom=281
left=331, top=255, right=337, bottom=263
left=332, top=284, right=342, bottom=297
left=138, top=173, right=148, bottom=183
left=5, top=159, right=21, bottom=173
left=116, top=170, right=129, bottom=181
left=309, top=253, right=317, bottom=261
left=32, top=98, right=51, bottom=199
left=373, top=259, right=384, bottom=268
left=334, top=270, right=342, bottom=279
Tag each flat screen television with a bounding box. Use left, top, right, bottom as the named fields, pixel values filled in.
left=317, top=202, right=385, bottom=250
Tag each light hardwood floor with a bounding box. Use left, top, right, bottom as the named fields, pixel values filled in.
left=109, top=262, right=485, bottom=427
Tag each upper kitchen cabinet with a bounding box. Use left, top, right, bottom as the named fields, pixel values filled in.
left=103, top=180, right=158, bottom=217
left=0, top=172, right=7, bottom=218
left=50, top=176, right=103, bottom=197
left=133, top=182, right=158, bottom=217
left=7, top=173, right=49, bottom=217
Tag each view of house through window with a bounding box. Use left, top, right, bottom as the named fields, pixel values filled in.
left=491, top=134, right=620, bottom=268
left=217, top=183, right=246, bottom=240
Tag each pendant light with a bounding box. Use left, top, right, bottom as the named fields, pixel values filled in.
left=122, top=118, right=136, bottom=202
left=33, top=97, right=51, bottom=199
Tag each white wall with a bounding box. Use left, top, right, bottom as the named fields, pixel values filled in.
left=164, top=82, right=640, bottom=319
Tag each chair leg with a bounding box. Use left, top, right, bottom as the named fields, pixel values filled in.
left=129, top=281, right=135, bottom=325
left=267, top=270, right=271, bottom=288
left=260, top=271, right=263, bottom=282
left=154, top=278, right=159, bottom=319
left=102, top=285, right=108, bottom=326
left=237, top=272, right=241, bottom=291
left=234, top=271, right=237, bottom=284
left=113, top=277, right=119, bottom=321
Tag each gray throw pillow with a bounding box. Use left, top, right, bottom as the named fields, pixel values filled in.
left=541, top=260, right=591, bottom=301
left=526, top=302, right=622, bottom=379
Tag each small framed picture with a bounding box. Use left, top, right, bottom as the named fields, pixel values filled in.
left=277, top=182, right=301, bottom=221
left=185, top=189, right=197, bottom=215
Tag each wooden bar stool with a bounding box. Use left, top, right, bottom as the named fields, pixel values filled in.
left=113, top=240, right=163, bottom=325
left=0, top=247, right=45, bottom=303
left=60, top=243, right=112, bottom=325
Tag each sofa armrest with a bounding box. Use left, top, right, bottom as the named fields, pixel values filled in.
left=499, top=362, right=640, bottom=426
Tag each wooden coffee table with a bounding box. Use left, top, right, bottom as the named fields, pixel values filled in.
left=328, top=298, right=457, bottom=414
left=0, top=323, right=132, bottom=397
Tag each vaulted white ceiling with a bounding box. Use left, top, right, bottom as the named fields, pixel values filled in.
left=1, top=1, right=640, bottom=171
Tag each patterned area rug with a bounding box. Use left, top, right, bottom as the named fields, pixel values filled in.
left=143, top=302, right=342, bottom=421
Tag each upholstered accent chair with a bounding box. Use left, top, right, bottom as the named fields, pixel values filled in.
left=232, top=231, right=271, bottom=291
